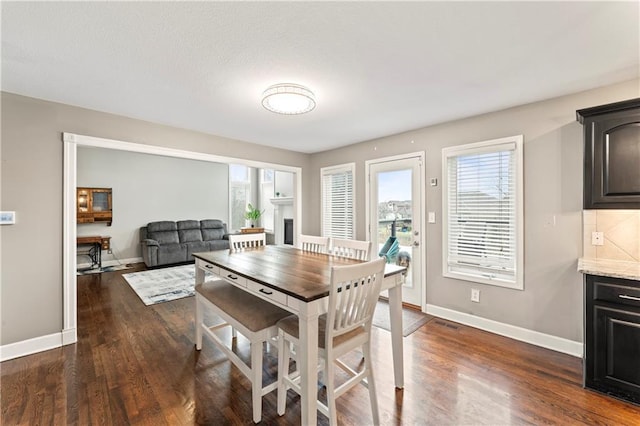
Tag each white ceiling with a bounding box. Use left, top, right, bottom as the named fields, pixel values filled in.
left=2, top=2, right=638, bottom=154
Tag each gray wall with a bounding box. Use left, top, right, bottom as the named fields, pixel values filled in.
left=77, top=147, right=229, bottom=262
left=307, top=79, right=639, bottom=343
left=0, top=92, right=310, bottom=345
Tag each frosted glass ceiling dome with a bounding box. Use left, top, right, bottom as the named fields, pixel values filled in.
left=262, top=83, right=316, bottom=115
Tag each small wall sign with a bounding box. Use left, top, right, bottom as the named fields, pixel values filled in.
left=0, top=211, right=16, bottom=225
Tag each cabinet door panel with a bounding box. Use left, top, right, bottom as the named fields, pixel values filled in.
left=593, top=305, right=640, bottom=401
left=582, top=100, right=640, bottom=209
left=589, top=116, right=640, bottom=208
left=602, top=122, right=640, bottom=197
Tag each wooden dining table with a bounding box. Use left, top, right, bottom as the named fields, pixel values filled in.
left=193, top=245, right=406, bottom=425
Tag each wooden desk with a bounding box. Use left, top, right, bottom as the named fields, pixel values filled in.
left=77, top=236, right=111, bottom=269
left=193, top=245, right=406, bottom=425
left=240, top=227, right=265, bottom=234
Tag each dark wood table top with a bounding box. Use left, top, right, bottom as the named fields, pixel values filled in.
left=193, top=245, right=405, bottom=303
left=77, top=235, right=110, bottom=244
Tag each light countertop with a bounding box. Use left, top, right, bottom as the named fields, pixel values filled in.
left=578, top=258, right=640, bottom=281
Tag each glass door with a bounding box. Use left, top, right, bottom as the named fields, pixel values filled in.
left=368, top=155, right=424, bottom=308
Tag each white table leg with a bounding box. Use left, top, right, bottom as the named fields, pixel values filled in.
left=388, top=282, right=404, bottom=389
left=194, top=264, right=205, bottom=348
left=195, top=264, right=205, bottom=285
left=298, top=304, right=319, bottom=425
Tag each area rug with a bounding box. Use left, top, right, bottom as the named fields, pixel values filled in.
left=372, top=298, right=433, bottom=337
left=123, top=264, right=214, bottom=306
left=77, top=264, right=132, bottom=275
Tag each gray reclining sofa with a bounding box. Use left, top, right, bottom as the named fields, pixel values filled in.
left=140, top=219, right=229, bottom=267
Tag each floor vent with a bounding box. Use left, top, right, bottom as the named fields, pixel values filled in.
left=434, top=320, right=459, bottom=330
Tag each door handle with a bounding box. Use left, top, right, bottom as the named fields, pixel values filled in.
left=413, top=241, right=420, bottom=247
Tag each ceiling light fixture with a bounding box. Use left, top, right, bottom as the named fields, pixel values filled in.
left=261, top=83, right=316, bottom=115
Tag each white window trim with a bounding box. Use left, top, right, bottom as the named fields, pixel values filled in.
left=442, top=135, right=524, bottom=290
left=321, top=162, right=356, bottom=239
left=260, top=168, right=275, bottom=232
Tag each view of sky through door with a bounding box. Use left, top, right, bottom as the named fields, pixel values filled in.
left=377, top=169, right=413, bottom=257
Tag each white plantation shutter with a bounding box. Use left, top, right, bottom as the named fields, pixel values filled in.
left=321, top=164, right=355, bottom=239
left=442, top=136, right=523, bottom=289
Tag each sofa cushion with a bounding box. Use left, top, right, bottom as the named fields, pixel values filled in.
left=177, top=220, right=200, bottom=230
left=157, top=243, right=187, bottom=265
left=201, top=219, right=226, bottom=241
left=147, top=221, right=177, bottom=233
left=206, top=239, right=229, bottom=251
left=177, top=220, right=203, bottom=243
left=147, top=221, right=179, bottom=245
left=184, top=241, right=209, bottom=259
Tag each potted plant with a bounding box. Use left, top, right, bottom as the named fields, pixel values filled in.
left=244, top=203, right=264, bottom=227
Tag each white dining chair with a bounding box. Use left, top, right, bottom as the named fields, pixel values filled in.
left=276, top=257, right=387, bottom=425
left=229, top=232, right=266, bottom=250
left=298, top=234, right=330, bottom=253
left=330, top=237, right=371, bottom=261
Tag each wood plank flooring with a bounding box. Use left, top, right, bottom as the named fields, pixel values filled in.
left=2, top=264, right=639, bottom=425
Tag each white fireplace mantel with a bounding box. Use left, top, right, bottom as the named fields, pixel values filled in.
left=270, top=196, right=293, bottom=206
left=270, top=197, right=293, bottom=244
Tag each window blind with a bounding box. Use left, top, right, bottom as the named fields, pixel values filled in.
left=443, top=137, right=522, bottom=287
left=321, top=164, right=354, bottom=239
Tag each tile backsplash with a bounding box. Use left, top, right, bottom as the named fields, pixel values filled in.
left=583, top=210, right=640, bottom=261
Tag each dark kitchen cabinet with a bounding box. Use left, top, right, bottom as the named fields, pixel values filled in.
left=577, top=98, right=640, bottom=209
left=584, top=274, right=640, bottom=404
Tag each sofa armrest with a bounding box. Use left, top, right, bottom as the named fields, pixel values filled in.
left=142, top=238, right=160, bottom=247
left=223, top=234, right=232, bottom=240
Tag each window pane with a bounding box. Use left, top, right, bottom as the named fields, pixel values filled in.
left=230, top=164, right=250, bottom=231
left=230, top=183, right=249, bottom=231
left=321, top=165, right=354, bottom=239
left=230, top=164, right=249, bottom=182
left=443, top=137, right=522, bottom=288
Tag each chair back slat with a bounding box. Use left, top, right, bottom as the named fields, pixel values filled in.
left=330, top=238, right=371, bottom=261
left=299, top=234, right=330, bottom=254
left=327, top=258, right=386, bottom=344
left=229, top=233, right=266, bottom=251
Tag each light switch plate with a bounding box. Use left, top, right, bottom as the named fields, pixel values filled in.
left=428, top=212, right=436, bottom=223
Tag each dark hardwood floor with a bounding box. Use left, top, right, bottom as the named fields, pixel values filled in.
left=2, top=264, right=639, bottom=425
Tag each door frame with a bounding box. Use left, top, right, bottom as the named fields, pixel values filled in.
left=365, top=151, right=426, bottom=311
left=62, top=132, right=303, bottom=345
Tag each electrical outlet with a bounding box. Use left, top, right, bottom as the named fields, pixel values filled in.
left=471, top=288, right=480, bottom=303
left=591, top=231, right=604, bottom=246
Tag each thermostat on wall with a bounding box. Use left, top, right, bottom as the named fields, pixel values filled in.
left=0, top=211, right=16, bottom=225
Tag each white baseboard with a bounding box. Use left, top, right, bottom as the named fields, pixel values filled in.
left=62, top=328, right=77, bottom=345
left=77, top=256, right=143, bottom=269
left=426, top=304, right=584, bottom=358
left=0, top=328, right=77, bottom=362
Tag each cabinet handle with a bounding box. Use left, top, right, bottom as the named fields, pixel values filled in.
left=619, top=294, right=640, bottom=302
left=205, top=264, right=213, bottom=269
left=227, top=274, right=237, bottom=280
left=259, top=288, right=273, bottom=295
